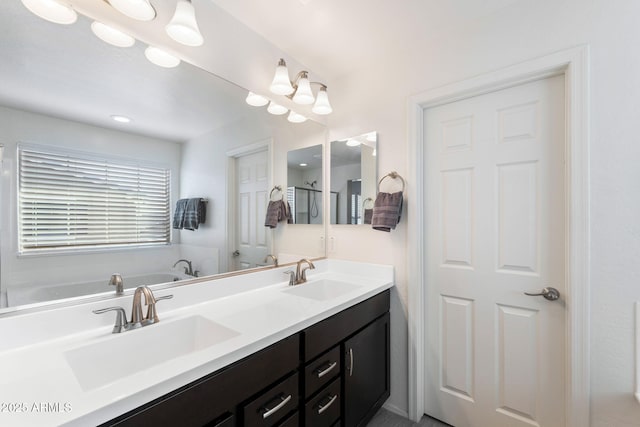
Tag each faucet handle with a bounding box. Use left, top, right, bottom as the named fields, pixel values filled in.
left=283, top=270, right=296, bottom=286
left=146, top=294, right=174, bottom=324
left=93, top=306, right=128, bottom=334
left=108, top=274, right=124, bottom=295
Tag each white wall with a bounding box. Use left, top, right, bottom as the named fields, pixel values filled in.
left=0, top=106, right=181, bottom=303
left=328, top=0, right=640, bottom=424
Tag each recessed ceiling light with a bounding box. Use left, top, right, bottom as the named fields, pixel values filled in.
left=111, top=115, right=131, bottom=123
left=346, top=139, right=361, bottom=147
left=145, top=46, right=180, bottom=68
left=299, top=163, right=308, bottom=167
left=91, top=21, right=135, bottom=47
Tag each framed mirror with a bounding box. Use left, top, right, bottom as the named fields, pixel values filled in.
left=0, top=2, right=326, bottom=313
left=329, top=132, right=377, bottom=225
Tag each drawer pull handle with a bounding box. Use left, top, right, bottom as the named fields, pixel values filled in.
left=348, top=348, right=354, bottom=377
left=315, top=361, right=337, bottom=378
left=261, top=394, right=292, bottom=419
left=317, top=394, right=338, bottom=415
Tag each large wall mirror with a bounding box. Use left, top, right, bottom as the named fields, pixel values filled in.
left=0, top=1, right=326, bottom=313
left=330, top=132, right=377, bottom=225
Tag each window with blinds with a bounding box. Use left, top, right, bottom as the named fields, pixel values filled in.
left=18, top=145, right=171, bottom=254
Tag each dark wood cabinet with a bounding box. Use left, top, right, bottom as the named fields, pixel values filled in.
left=343, top=313, right=390, bottom=427
left=100, top=289, right=390, bottom=427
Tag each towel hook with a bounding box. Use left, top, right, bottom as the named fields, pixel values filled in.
left=378, top=171, right=405, bottom=193
left=269, top=185, right=283, bottom=201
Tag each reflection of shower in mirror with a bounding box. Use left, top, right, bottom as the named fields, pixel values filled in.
left=305, top=180, right=319, bottom=218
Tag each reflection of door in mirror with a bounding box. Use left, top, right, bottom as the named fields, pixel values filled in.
left=232, top=150, right=269, bottom=270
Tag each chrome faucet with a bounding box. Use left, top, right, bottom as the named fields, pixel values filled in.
left=173, top=259, right=194, bottom=276
left=108, top=273, right=124, bottom=295
left=93, top=286, right=173, bottom=333
left=295, top=258, right=315, bottom=284
left=264, top=254, right=278, bottom=267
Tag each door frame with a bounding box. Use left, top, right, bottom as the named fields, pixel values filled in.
left=406, top=46, right=590, bottom=427
left=225, top=138, right=273, bottom=273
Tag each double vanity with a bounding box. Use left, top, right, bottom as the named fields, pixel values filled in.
left=0, top=260, right=393, bottom=427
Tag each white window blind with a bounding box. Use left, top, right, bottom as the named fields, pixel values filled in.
left=18, top=146, right=171, bottom=254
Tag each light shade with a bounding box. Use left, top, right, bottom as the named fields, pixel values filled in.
left=287, top=111, right=307, bottom=123
left=107, top=0, right=156, bottom=21
left=145, top=46, right=180, bottom=68
left=245, top=92, right=269, bottom=107
left=292, top=72, right=314, bottom=105
left=267, top=101, right=288, bottom=116
left=91, top=21, right=135, bottom=47
left=270, top=59, right=294, bottom=96
left=166, top=0, right=203, bottom=47
left=312, top=86, right=333, bottom=115
left=21, top=0, right=77, bottom=25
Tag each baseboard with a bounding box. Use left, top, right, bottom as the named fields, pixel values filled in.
left=382, top=402, right=409, bottom=419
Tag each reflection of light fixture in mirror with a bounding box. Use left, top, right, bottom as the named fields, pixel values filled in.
left=245, top=92, right=269, bottom=107
left=291, top=72, right=314, bottom=105
left=91, top=22, right=135, bottom=47
left=267, top=101, right=288, bottom=115
left=287, top=111, right=307, bottom=123
left=21, top=0, right=77, bottom=25
left=145, top=46, right=180, bottom=68
left=365, top=132, right=377, bottom=142
left=312, top=86, right=333, bottom=115
left=166, top=0, right=203, bottom=47
left=299, top=163, right=308, bottom=167
left=269, top=58, right=332, bottom=114
left=270, top=59, right=295, bottom=95
left=346, top=139, right=361, bottom=147
left=111, top=115, right=132, bottom=123
left=107, top=0, right=156, bottom=21
left=372, top=148, right=377, bottom=156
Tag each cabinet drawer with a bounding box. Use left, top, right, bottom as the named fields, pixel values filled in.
left=305, top=377, right=341, bottom=427
left=305, top=345, right=341, bottom=398
left=304, top=290, right=389, bottom=360
left=243, top=373, right=299, bottom=426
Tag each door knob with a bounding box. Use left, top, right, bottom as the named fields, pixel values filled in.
left=524, top=287, right=560, bottom=301
left=232, top=250, right=240, bottom=257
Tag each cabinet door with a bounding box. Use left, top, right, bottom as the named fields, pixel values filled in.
left=343, top=313, right=390, bottom=427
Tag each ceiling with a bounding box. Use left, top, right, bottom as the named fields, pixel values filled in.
left=211, top=0, right=525, bottom=82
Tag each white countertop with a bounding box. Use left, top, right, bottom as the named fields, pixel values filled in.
left=0, top=259, right=393, bottom=426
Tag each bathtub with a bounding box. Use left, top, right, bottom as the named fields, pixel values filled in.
left=6, top=272, right=186, bottom=307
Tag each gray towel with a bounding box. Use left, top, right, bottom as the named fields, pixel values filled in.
left=173, top=198, right=206, bottom=230
left=265, top=200, right=281, bottom=228
left=371, top=192, right=403, bottom=232
left=265, top=200, right=294, bottom=228
left=363, top=208, right=373, bottom=225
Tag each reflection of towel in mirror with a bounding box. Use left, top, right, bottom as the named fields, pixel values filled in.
left=265, top=200, right=293, bottom=228
left=371, top=192, right=403, bottom=232
left=363, top=208, right=373, bottom=224
left=173, top=198, right=206, bottom=230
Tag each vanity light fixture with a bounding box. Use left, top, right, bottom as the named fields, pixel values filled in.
left=245, top=92, right=269, bottom=107
left=267, top=101, right=288, bottom=116
left=145, top=46, right=180, bottom=68
left=20, top=0, right=77, bottom=25
left=166, top=0, right=204, bottom=47
left=107, top=0, right=156, bottom=22
left=287, top=111, right=307, bottom=123
left=269, top=58, right=333, bottom=115
left=91, top=21, right=135, bottom=48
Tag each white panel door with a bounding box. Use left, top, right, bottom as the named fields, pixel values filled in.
left=424, top=75, right=566, bottom=427
left=234, top=150, right=269, bottom=270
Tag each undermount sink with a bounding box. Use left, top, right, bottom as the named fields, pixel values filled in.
left=64, top=315, right=239, bottom=391
left=283, top=279, right=361, bottom=301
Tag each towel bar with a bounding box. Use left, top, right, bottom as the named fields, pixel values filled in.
left=269, top=185, right=283, bottom=200
left=378, top=171, right=405, bottom=192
